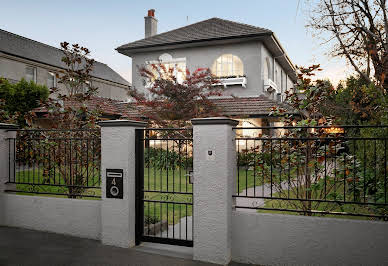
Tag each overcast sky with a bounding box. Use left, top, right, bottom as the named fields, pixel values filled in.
left=1, top=0, right=352, bottom=85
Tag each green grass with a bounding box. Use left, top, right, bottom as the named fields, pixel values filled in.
left=14, top=167, right=101, bottom=199
left=258, top=183, right=388, bottom=220
left=144, top=167, right=192, bottom=225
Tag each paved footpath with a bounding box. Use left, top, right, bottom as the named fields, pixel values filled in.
left=0, top=226, right=251, bottom=266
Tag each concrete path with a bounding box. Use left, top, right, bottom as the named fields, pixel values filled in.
left=0, top=226, right=250, bottom=266
left=236, top=182, right=290, bottom=213
left=162, top=215, right=193, bottom=241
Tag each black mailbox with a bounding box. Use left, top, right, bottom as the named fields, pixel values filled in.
left=106, top=169, right=123, bottom=199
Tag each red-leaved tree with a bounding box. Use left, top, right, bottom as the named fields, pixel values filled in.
left=129, top=64, right=222, bottom=128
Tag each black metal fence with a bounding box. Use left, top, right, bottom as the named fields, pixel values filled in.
left=234, top=125, right=388, bottom=220
left=6, top=129, right=101, bottom=198
left=135, top=128, right=194, bottom=247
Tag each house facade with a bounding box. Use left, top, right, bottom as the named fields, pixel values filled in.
left=0, top=29, right=130, bottom=101
left=117, top=10, right=297, bottom=129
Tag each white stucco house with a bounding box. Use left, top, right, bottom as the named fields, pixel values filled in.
left=116, top=9, right=297, bottom=127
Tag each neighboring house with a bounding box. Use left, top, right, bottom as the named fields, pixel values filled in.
left=116, top=9, right=297, bottom=128
left=33, top=96, right=136, bottom=127
left=0, top=29, right=130, bottom=101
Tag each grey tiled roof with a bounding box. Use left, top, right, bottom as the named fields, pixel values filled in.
left=0, top=29, right=130, bottom=86
left=117, top=17, right=272, bottom=51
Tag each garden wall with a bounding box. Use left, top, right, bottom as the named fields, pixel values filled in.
left=0, top=194, right=101, bottom=240
left=232, top=211, right=388, bottom=265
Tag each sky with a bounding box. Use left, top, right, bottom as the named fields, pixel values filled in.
left=0, top=0, right=353, bottom=86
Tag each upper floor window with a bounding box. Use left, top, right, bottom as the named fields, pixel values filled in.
left=145, top=53, right=186, bottom=84
left=25, top=66, right=37, bottom=82
left=263, top=57, right=271, bottom=81
left=211, top=54, right=243, bottom=78
left=47, top=72, right=57, bottom=89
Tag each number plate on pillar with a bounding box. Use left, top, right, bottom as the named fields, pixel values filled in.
left=106, top=169, right=123, bottom=199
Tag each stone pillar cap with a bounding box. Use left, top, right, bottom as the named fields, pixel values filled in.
left=191, top=117, right=239, bottom=126
left=98, top=120, right=148, bottom=127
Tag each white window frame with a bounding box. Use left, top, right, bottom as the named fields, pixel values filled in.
left=47, top=72, right=57, bottom=88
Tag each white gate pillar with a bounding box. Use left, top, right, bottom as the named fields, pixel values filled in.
left=99, top=120, right=147, bottom=248
left=191, top=117, right=238, bottom=265
left=0, top=123, right=18, bottom=225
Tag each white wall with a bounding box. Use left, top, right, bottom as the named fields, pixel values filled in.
left=232, top=211, right=388, bottom=265
left=0, top=194, right=101, bottom=240
left=131, top=42, right=262, bottom=97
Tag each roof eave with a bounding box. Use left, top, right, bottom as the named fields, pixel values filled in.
left=116, top=32, right=273, bottom=56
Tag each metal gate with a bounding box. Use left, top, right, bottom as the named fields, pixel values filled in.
left=135, top=128, right=193, bottom=247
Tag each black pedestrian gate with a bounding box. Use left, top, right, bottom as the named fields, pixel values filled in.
left=135, top=128, right=193, bottom=247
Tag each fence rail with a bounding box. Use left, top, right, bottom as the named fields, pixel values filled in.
left=234, top=125, right=388, bottom=219
left=6, top=129, right=101, bottom=198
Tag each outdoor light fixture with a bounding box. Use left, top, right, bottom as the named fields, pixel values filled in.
left=324, top=126, right=344, bottom=134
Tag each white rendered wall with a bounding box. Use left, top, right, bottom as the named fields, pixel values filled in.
left=99, top=120, right=146, bottom=248
left=232, top=211, right=388, bottom=265
left=1, top=194, right=101, bottom=240
left=192, top=118, right=238, bottom=265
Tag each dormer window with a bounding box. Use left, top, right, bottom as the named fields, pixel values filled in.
left=211, top=54, right=244, bottom=78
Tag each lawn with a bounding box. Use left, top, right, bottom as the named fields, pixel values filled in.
left=258, top=183, right=388, bottom=220
left=13, top=167, right=101, bottom=199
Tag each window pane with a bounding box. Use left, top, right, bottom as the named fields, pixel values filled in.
left=25, top=66, right=36, bottom=82
left=212, top=54, right=244, bottom=77
left=47, top=72, right=55, bottom=88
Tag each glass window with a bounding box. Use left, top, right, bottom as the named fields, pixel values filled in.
left=25, top=66, right=37, bottom=82
left=146, top=55, right=186, bottom=86
left=211, top=54, right=244, bottom=77
left=47, top=72, right=56, bottom=88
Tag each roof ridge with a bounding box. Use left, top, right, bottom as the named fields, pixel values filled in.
left=0, top=28, right=114, bottom=68
left=210, top=17, right=272, bottom=34
left=117, top=17, right=217, bottom=50
left=0, top=28, right=65, bottom=53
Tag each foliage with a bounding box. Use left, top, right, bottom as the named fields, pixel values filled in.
left=257, top=65, right=387, bottom=216
left=144, top=215, right=161, bottom=225
left=128, top=64, right=222, bottom=128
left=145, top=147, right=193, bottom=170
left=0, top=78, right=49, bottom=126
left=307, top=0, right=388, bottom=89
left=21, top=42, right=102, bottom=198
left=319, top=75, right=388, bottom=125
left=31, top=42, right=101, bottom=129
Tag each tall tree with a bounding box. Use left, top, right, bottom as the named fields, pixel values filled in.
left=308, top=0, right=388, bottom=89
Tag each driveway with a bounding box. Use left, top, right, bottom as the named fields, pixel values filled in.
left=0, top=226, right=250, bottom=266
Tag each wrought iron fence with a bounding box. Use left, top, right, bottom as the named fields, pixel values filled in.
left=234, top=125, right=388, bottom=220
left=6, top=129, right=101, bottom=198
left=136, top=128, right=194, bottom=246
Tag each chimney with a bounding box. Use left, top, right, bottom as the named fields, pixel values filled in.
left=145, top=9, right=157, bottom=38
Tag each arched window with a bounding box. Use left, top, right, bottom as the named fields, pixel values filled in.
left=211, top=54, right=243, bottom=77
